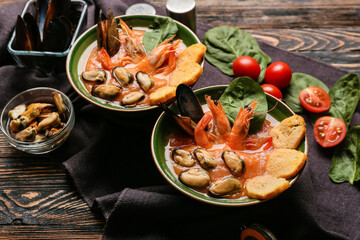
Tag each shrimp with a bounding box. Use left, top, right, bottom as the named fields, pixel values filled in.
left=228, top=101, right=259, bottom=150
left=194, top=113, right=213, bottom=149
left=119, top=19, right=146, bottom=61
left=136, top=36, right=182, bottom=75
left=205, top=95, right=231, bottom=140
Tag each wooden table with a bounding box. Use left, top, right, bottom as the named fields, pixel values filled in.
left=0, top=0, right=359, bottom=239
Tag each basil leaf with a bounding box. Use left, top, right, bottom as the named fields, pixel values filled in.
left=143, top=17, right=178, bottom=53
left=203, top=26, right=271, bottom=82
left=282, top=73, right=329, bottom=114
left=219, top=77, right=268, bottom=134
left=327, top=73, right=360, bottom=128
left=329, top=126, right=360, bottom=185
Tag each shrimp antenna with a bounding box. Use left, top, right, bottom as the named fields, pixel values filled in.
left=253, top=101, right=279, bottom=115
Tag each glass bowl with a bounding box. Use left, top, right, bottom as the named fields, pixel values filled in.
left=0, top=87, right=75, bottom=154
left=7, top=0, right=88, bottom=75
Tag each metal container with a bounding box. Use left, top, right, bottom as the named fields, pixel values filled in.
left=126, top=3, right=156, bottom=15
left=166, top=0, right=196, bottom=33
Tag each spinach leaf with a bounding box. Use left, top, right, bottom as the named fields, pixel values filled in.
left=327, top=73, right=360, bottom=128
left=329, top=126, right=360, bottom=185
left=219, top=77, right=268, bottom=134
left=282, top=73, right=329, bottom=114
left=143, top=17, right=178, bottom=53
left=203, top=26, right=271, bottom=82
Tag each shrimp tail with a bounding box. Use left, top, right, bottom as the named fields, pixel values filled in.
left=205, top=95, right=231, bottom=139
left=228, top=101, right=258, bottom=150
left=194, top=113, right=213, bottom=149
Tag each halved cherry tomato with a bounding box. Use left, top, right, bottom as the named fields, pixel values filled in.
left=314, top=116, right=346, bottom=148
left=264, top=62, right=292, bottom=89
left=299, top=86, right=331, bottom=113
left=232, top=56, right=261, bottom=80
left=261, top=84, right=283, bottom=99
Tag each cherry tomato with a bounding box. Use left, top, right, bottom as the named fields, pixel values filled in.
left=261, top=84, right=283, bottom=99
left=232, top=56, right=261, bottom=80
left=314, top=116, right=346, bottom=148
left=264, top=62, right=292, bottom=88
left=299, top=86, right=331, bottom=113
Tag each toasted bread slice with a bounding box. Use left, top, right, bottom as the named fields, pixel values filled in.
left=169, top=62, right=203, bottom=87
left=266, top=149, right=307, bottom=179
left=270, top=115, right=306, bottom=149
left=176, top=43, right=206, bottom=66
left=245, top=175, right=290, bottom=200
left=149, top=86, right=177, bottom=105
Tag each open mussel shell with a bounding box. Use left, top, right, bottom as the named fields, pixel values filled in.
left=97, top=8, right=120, bottom=57
left=15, top=14, right=40, bottom=51
left=42, top=0, right=71, bottom=38
left=43, top=16, right=72, bottom=51
left=160, top=103, right=196, bottom=136
left=176, top=84, right=204, bottom=123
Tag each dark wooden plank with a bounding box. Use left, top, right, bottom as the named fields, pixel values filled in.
left=0, top=157, right=105, bottom=228
left=151, top=0, right=360, bottom=28
left=0, top=225, right=102, bottom=239
left=248, top=28, right=360, bottom=74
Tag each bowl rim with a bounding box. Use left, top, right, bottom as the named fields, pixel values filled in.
left=151, top=84, right=309, bottom=207
left=0, top=87, right=74, bottom=146
left=66, top=14, right=203, bottom=113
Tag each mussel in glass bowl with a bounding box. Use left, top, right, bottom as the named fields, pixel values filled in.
left=0, top=87, right=75, bottom=154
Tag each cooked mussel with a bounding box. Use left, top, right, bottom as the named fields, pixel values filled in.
left=176, top=84, right=204, bottom=123
left=179, top=168, right=211, bottom=188
left=12, top=103, right=49, bottom=131
left=160, top=103, right=196, bottom=136
left=45, top=128, right=62, bottom=138
left=14, top=126, right=37, bottom=142
left=172, top=148, right=196, bottom=167
left=193, top=148, right=217, bottom=169
left=37, top=112, right=61, bottom=131
left=81, top=70, right=107, bottom=83
left=15, top=0, right=75, bottom=52
left=97, top=9, right=120, bottom=57
left=209, top=176, right=242, bottom=196
left=222, top=150, right=245, bottom=175
left=8, top=104, right=26, bottom=120
left=121, top=92, right=144, bottom=106
left=52, top=92, right=67, bottom=121
left=112, top=67, right=134, bottom=86
left=136, top=71, right=154, bottom=91
left=91, top=84, right=121, bottom=100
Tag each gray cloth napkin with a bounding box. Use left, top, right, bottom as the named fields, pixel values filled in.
left=0, top=1, right=359, bottom=239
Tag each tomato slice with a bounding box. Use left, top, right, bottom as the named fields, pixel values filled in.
left=299, top=86, right=331, bottom=113
left=314, top=116, right=346, bottom=148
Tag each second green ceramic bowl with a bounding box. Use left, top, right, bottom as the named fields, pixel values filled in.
left=66, top=15, right=202, bottom=114
left=151, top=85, right=309, bottom=207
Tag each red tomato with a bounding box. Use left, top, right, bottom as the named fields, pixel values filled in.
left=261, top=84, right=283, bottom=99
left=232, top=56, right=261, bottom=80
left=314, top=116, right=346, bottom=148
left=264, top=62, right=292, bottom=88
left=299, top=86, right=331, bottom=113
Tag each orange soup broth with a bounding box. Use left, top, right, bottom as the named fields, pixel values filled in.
left=166, top=115, right=277, bottom=199
left=83, top=29, right=185, bottom=107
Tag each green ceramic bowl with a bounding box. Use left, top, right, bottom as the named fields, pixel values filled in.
left=66, top=15, right=202, bottom=113
left=151, top=85, right=309, bottom=207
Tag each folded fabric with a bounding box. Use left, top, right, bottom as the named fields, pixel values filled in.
left=0, top=1, right=358, bottom=240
